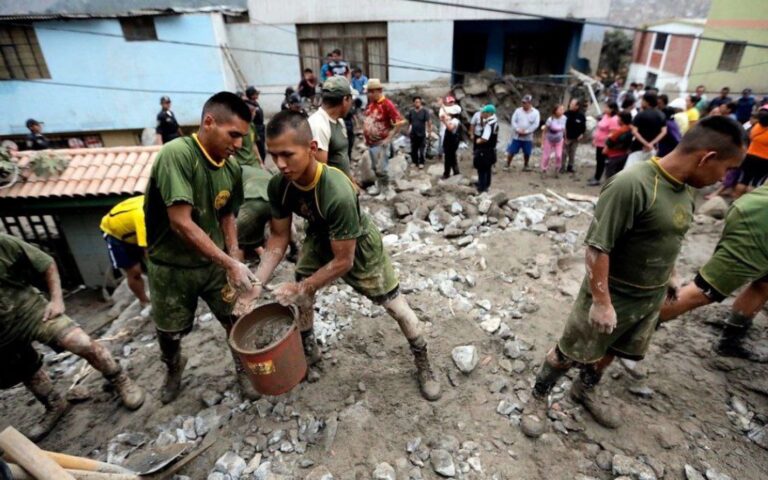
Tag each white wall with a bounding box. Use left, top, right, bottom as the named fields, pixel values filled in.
left=627, top=63, right=687, bottom=97
left=211, top=13, right=239, bottom=92
left=248, top=0, right=610, bottom=23
left=387, top=21, right=453, bottom=83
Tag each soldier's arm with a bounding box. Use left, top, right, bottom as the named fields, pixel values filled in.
left=220, top=213, right=242, bottom=262
left=42, top=262, right=65, bottom=321
left=659, top=283, right=711, bottom=322
left=299, top=238, right=356, bottom=296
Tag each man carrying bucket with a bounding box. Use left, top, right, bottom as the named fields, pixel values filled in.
left=246, top=110, right=442, bottom=401
left=144, top=92, right=259, bottom=403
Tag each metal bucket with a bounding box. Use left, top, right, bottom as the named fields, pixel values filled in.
left=228, top=302, right=307, bottom=396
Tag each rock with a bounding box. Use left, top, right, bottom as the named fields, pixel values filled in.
left=372, top=463, right=396, bottom=480
left=305, top=465, right=333, bottom=480
left=195, top=405, right=232, bottom=437
left=511, top=360, right=527, bottom=374
left=201, top=389, right=223, bottom=407
left=496, top=400, right=520, bottom=416
left=450, top=201, right=463, bottom=214
left=406, top=437, right=422, bottom=453
left=207, top=473, right=225, bottom=480
left=612, top=454, right=656, bottom=480
left=492, top=191, right=509, bottom=207
left=214, top=451, right=246, bottom=479
left=467, top=457, right=482, bottom=472
left=394, top=203, right=411, bottom=218
left=444, top=225, right=465, bottom=238
left=628, top=385, right=655, bottom=399
left=520, top=416, right=546, bottom=438
left=457, top=236, right=473, bottom=247
left=595, top=450, right=612, bottom=471
left=649, top=424, right=685, bottom=449
left=478, top=198, right=493, bottom=214
left=412, top=204, right=431, bottom=221
left=451, top=345, right=479, bottom=374
left=476, top=299, right=492, bottom=311
left=252, top=461, right=272, bottom=480
left=698, top=196, right=728, bottom=219
left=685, top=465, right=706, bottom=480
left=545, top=217, right=566, bottom=233
left=438, top=280, right=458, bottom=299
left=429, top=208, right=452, bottom=231
left=525, top=267, right=541, bottom=279
left=479, top=316, right=501, bottom=333
left=705, top=469, right=733, bottom=480
left=747, top=424, right=768, bottom=450
left=503, top=340, right=521, bottom=359
left=243, top=453, right=263, bottom=475
left=430, top=449, right=456, bottom=477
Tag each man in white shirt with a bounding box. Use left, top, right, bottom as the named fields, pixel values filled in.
left=307, top=76, right=354, bottom=177
left=505, top=95, right=540, bottom=171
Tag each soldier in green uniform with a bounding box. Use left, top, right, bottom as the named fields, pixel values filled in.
left=519, top=116, right=746, bottom=437
left=308, top=76, right=354, bottom=177
left=144, top=92, right=258, bottom=403
left=234, top=121, right=272, bottom=256
left=246, top=111, right=441, bottom=401
left=660, top=185, right=768, bottom=361
left=0, top=234, right=144, bottom=440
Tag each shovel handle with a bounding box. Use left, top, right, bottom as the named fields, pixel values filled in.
left=8, top=463, right=139, bottom=480
left=0, top=427, right=76, bottom=480
left=44, top=451, right=135, bottom=474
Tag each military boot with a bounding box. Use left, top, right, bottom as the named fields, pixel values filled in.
left=569, top=376, right=621, bottom=429
left=105, top=368, right=145, bottom=410
left=409, top=337, right=442, bottom=401
left=24, top=371, right=70, bottom=442
left=716, top=317, right=754, bottom=360
left=520, top=361, right=567, bottom=438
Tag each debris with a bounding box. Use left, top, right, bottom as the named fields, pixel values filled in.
left=451, top=345, right=479, bottom=374
left=430, top=449, right=456, bottom=477
left=373, top=462, right=396, bottom=480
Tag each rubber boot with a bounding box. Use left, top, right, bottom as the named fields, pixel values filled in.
left=301, top=330, right=323, bottom=366
left=569, top=371, right=621, bottom=429
left=409, top=336, right=442, bottom=401
left=104, top=367, right=145, bottom=410
left=716, top=313, right=754, bottom=360
left=520, top=361, right=568, bottom=438
left=229, top=349, right=260, bottom=401
left=24, top=369, right=70, bottom=442
left=159, top=333, right=187, bottom=404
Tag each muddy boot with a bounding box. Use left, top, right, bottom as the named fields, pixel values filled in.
left=229, top=349, right=260, bottom=401
left=569, top=375, right=621, bottom=429
left=24, top=370, right=70, bottom=442
left=716, top=314, right=754, bottom=360
left=159, top=333, right=186, bottom=404
left=520, top=361, right=567, bottom=438
left=409, top=336, right=442, bottom=401
left=105, top=367, right=145, bottom=410
left=301, top=330, right=323, bottom=366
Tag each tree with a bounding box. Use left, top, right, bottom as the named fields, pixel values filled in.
left=599, top=30, right=633, bottom=78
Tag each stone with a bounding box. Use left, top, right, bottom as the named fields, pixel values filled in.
left=747, top=424, right=768, bottom=450
left=429, top=208, right=452, bottom=231
left=413, top=204, right=431, bottom=221
left=452, top=345, right=479, bottom=374
left=479, top=316, right=501, bottom=333
left=430, top=449, right=456, bottom=477
left=467, top=457, right=482, bottom=472
left=511, top=360, right=527, bottom=374
left=476, top=299, right=492, bottom=311
left=705, top=469, right=733, bottom=480
left=649, top=424, right=686, bottom=449
left=305, top=465, right=333, bottom=480
left=685, top=465, right=706, bottom=480
left=406, top=437, right=422, bottom=453
left=444, top=225, right=465, bottom=238
left=372, top=463, right=396, bottom=480
left=252, top=461, right=272, bottom=480
left=525, top=267, right=541, bottom=279
left=628, top=385, right=655, bottom=399
left=496, top=400, right=520, bottom=416
left=214, top=451, right=246, bottom=479
left=207, top=473, right=225, bottom=480
left=243, top=453, right=263, bottom=475
left=438, top=280, right=458, bottom=299
left=450, top=201, right=463, bottom=214
left=595, top=450, right=612, bottom=471
left=698, top=196, right=728, bottom=219
left=520, top=416, right=546, bottom=438
left=612, top=454, right=656, bottom=480
left=195, top=405, right=232, bottom=437
left=457, top=236, right=473, bottom=247
left=394, top=203, right=411, bottom=218
left=503, top=340, right=521, bottom=359
left=492, top=191, right=509, bottom=207
left=545, top=217, right=566, bottom=233
left=478, top=198, right=493, bottom=214
left=201, top=389, right=223, bottom=408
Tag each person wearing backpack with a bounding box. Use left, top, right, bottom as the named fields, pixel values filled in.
left=473, top=104, right=499, bottom=192
left=440, top=111, right=461, bottom=178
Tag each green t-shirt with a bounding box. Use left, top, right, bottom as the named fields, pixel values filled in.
left=145, top=136, right=243, bottom=267
left=0, top=234, right=53, bottom=346
left=234, top=124, right=260, bottom=169
left=268, top=163, right=366, bottom=240
left=585, top=159, right=694, bottom=290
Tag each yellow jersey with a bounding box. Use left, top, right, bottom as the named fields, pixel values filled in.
left=99, top=195, right=147, bottom=247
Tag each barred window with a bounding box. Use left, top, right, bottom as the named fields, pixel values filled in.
left=717, top=42, right=745, bottom=72
left=0, top=24, right=51, bottom=80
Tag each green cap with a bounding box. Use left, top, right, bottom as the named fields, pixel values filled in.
left=322, top=76, right=352, bottom=98
left=482, top=104, right=496, bottom=114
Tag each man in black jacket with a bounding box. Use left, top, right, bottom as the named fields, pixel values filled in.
left=562, top=99, right=586, bottom=173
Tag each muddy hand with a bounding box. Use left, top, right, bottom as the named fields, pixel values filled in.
left=42, top=298, right=65, bottom=322
left=273, top=282, right=303, bottom=306
left=227, top=261, right=256, bottom=293
left=589, top=302, right=617, bottom=335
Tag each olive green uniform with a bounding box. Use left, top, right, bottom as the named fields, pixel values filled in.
left=144, top=135, right=243, bottom=333
left=268, top=163, right=397, bottom=300
left=235, top=125, right=274, bottom=249
left=559, top=159, right=694, bottom=362
left=0, top=234, right=76, bottom=387
left=695, top=185, right=768, bottom=301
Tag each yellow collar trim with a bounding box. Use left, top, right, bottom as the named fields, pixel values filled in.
left=651, top=157, right=683, bottom=186
left=292, top=162, right=324, bottom=191
left=192, top=133, right=226, bottom=168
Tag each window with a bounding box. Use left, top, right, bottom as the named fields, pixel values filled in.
left=0, top=24, right=50, bottom=80
left=120, top=17, right=157, bottom=41
left=224, top=12, right=250, bottom=24
left=297, top=22, right=388, bottom=82
left=717, top=42, right=746, bottom=72
left=645, top=72, right=658, bottom=88
left=653, top=33, right=668, bottom=51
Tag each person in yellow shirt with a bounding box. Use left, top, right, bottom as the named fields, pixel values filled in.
left=686, top=95, right=701, bottom=126
left=100, top=195, right=150, bottom=309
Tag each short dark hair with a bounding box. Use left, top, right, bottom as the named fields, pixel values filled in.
left=353, top=67, right=362, bottom=74
left=266, top=110, right=313, bottom=145
left=643, top=92, right=658, bottom=108
left=721, top=86, right=730, bottom=92
left=202, top=91, right=251, bottom=123
left=618, top=111, right=632, bottom=125
left=304, top=68, right=313, bottom=73
left=724, top=102, right=737, bottom=113
left=323, top=95, right=349, bottom=107
left=607, top=101, right=619, bottom=115
left=758, top=110, right=768, bottom=127
left=630, top=82, right=638, bottom=88
left=690, top=95, right=701, bottom=104
left=678, top=116, right=746, bottom=158
left=658, top=94, right=669, bottom=106
left=696, top=84, right=705, bottom=89
left=621, top=95, right=635, bottom=110
left=413, top=96, right=422, bottom=102
left=332, top=48, right=342, bottom=55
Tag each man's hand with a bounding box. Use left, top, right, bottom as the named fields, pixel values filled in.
left=589, top=301, right=617, bottom=334
left=231, top=248, right=245, bottom=263
left=665, top=274, right=682, bottom=304
left=274, top=282, right=303, bottom=306
left=227, top=261, right=257, bottom=293
left=43, top=298, right=65, bottom=322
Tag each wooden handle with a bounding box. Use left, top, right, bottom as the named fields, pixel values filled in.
left=0, top=427, right=76, bottom=480
left=44, top=451, right=135, bottom=474
left=8, top=463, right=139, bottom=480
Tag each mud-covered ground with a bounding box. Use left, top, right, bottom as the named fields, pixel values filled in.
left=1, top=143, right=766, bottom=480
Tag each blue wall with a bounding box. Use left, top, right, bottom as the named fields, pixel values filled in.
left=1, top=14, right=229, bottom=135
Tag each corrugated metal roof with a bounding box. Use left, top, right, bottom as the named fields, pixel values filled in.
left=0, top=145, right=159, bottom=200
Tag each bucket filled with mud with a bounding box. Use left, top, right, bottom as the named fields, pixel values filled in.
left=228, top=302, right=307, bottom=396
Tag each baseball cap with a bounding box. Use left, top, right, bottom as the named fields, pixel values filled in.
left=522, top=95, right=533, bottom=103
left=26, top=118, right=42, bottom=128
left=160, top=96, right=171, bottom=104
left=481, top=104, right=496, bottom=114
left=322, top=76, right=352, bottom=98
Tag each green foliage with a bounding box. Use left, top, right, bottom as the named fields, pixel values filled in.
left=29, top=152, right=69, bottom=179
left=599, top=29, right=633, bottom=77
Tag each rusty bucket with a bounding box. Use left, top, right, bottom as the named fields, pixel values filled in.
left=228, top=302, right=307, bottom=396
